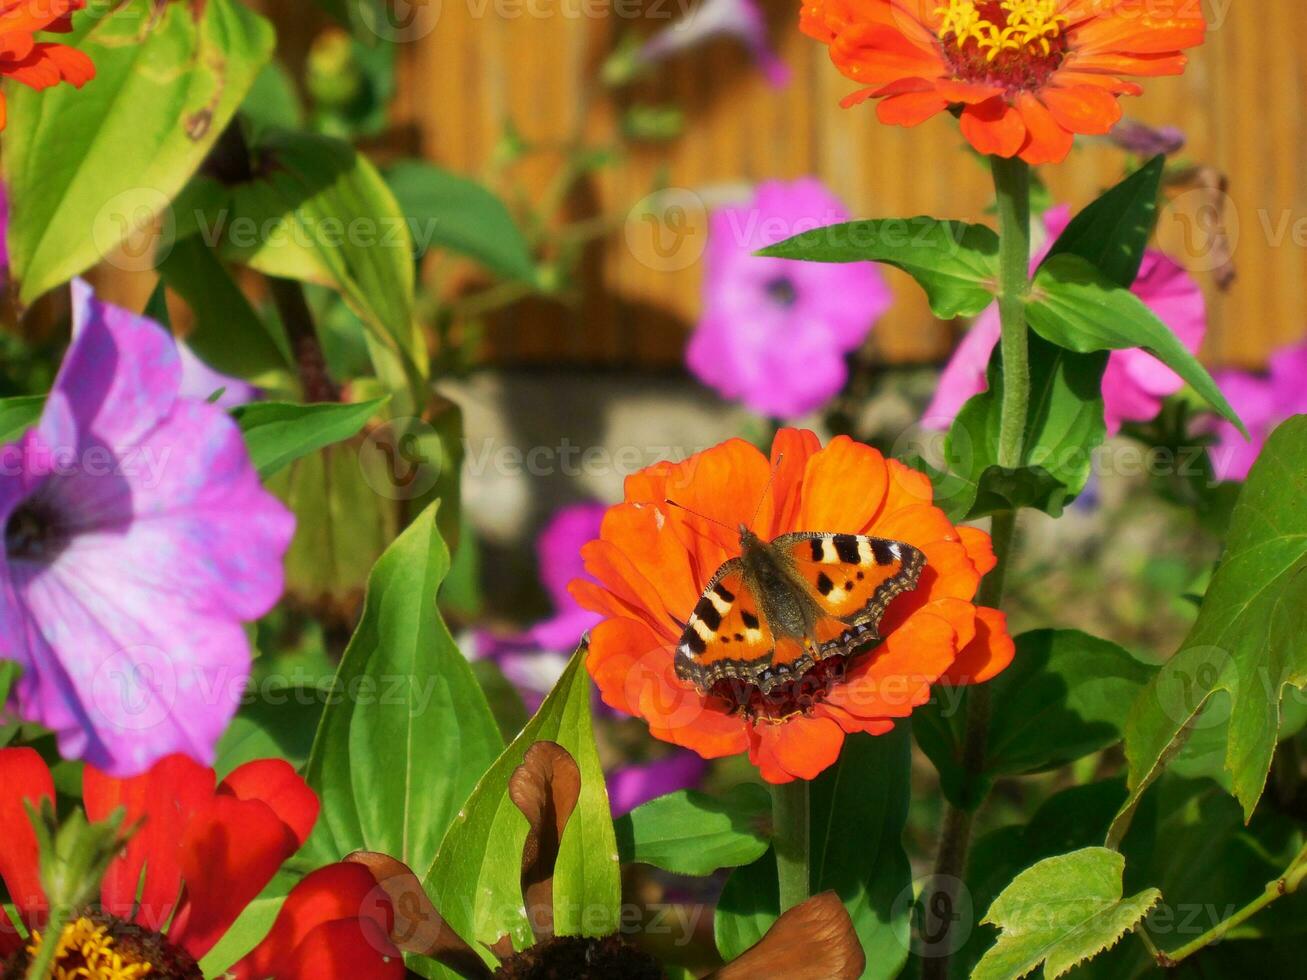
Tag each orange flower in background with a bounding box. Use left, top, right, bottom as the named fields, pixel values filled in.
left=800, top=0, right=1205, bottom=164
left=0, top=0, right=95, bottom=128
left=573, top=429, right=1014, bottom=783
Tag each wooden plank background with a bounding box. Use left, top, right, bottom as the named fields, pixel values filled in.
left=365, top=0, right=1304, bottom=370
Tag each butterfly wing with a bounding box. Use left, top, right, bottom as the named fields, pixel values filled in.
left=773, top=532, right=925, bottom=653
left=673, top=559, right=783, bottom=692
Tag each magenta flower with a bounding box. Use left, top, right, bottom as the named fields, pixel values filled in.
left=608, top=752, right=710, bottom=816
left=1206, top=341, right=1307, bottom=481
left=176, top=343, right=259, bottom=409
left=0, top=281, right=294, bottom=776
left=925, top=206, right=1207, bottom=435
left=687, top=179, right=893, bottom=418
left=639, top=0, right=790, bottom=87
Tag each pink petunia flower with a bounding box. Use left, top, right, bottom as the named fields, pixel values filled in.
left=0, top=281, right=294, bottom=776
left=687, top=179, right=893, bottom=419
left=639, top=0, right=790, bottom=87
left=924, top=206, right=1207, bottom=435
left=1206, top=340, right=1307, bottom=481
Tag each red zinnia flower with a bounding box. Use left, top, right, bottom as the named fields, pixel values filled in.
left=0, top=749, right=404, bottom=979
left=574, top=429, right=1014, bottom=783
left=800, top=0, right=1205, bottom=164
left=0, top=0, right=95, bottom=128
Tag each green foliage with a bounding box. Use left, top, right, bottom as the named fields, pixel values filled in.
left=415, top=647, right=621, bottom=977
left=303, top=503, right=504, bottom=872
left=715, top=728, right=913, bottom=980
left=756, top=218, right=1000, bottom=318
left=232, top=397, right=386, bottom=477
left=918, top=631, right=1157, bottom=809
left=0, top=395, right=44, bottom=442
left=3, top=0, right=274, bottom=303
left=974, top=848, right=1161, bottom=980
left=614, top=783, right=770, bottom=876
left=385, top=160, right=537, bottom=282
left=1114, top=416, right=1307, bottom=836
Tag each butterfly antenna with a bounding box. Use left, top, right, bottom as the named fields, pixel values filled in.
left=748, top=453, right=784, bottom=528
left=663, top=498, right=735, bottom=533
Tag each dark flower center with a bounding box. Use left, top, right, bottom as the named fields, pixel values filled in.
left=709, top=656, right=850, bottom=722
left=4, top=498, right=70, bottom=564
left=2, top=912, right=203, bottom=980
left=493, top=934, right=664, bottom=979
left=763, top=275, right=799, bottom=308
left=938, top=0, right=1070, bottom=91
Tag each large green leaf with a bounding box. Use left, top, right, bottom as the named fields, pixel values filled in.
left=302, top=502, right=503, bottom=873
left=0, top=395, right=44, bottom=442
left=715, top=728, right=912, bottom=979
left=974, top=848, right=1161, bottom=980
left=1027, top=255, right=1243, bottom=433
left=385, top=161, right=536, bottom=282
left=415, top=646, right=621, bottom=977
left=1112, top=416, right=1307, bottom=836
left=614, top=784, right=770, bottom=877
left=1043, top=156, right=1164, bottom=287
left=757, top=218, right=999, bottom=318
left=917, top=631, right=1156, bottom=810
left=4, top=0, right=273, bottom=303
left=157, top=234, right=290, bottom=378
left=176, top=128, right=425, bottom=389
left=944, top=336, right=1107, bottom=520
left=233, top=397, right=386, bottom=478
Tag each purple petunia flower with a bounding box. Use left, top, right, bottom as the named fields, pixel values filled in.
left=687, top=179, right=893, bottom=418
left=176, top=343, right=259, bottom=409
left=608, top=751, right=711, bottom=816
left=1206, top=340, right=1307, bottom=481
left=0, top=280, right=294, bottom=776
left=639, top=0, right=790, bottom=87
left=924, top=206, right=1207, bottom=435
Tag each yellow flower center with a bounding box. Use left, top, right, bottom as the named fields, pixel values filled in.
left=26, top=917, right=154, bottom=980
left=936, top=0, right=1068, bottom=60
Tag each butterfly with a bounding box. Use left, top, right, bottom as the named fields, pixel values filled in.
left=672, top=524, right=926, bottom=709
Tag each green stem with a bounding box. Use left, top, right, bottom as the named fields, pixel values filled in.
left=990, top=155, right=1032, bottom=468
left=770, top=780, right=810, bottom=913
left=1149, top=845, right=1307, bottom=967
left=26, top=904, right=69, bottom=980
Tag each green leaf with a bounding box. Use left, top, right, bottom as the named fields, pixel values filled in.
left=944, top=335, right=1108, bottom=520
left=157, top=234, right=290, bottom=378
left=1112, top=416, right=1307, bottom=837
left=4, top=0, right=273, bottom=303
left=199, top=870, right=299, bottom=975
left=302, top=502, right=504, bottom=874
left=178, top=128, right=426, bottom=389
left=0, top=661, right=22, bottom=748
left=232, top=397, right=386, bottom=478
left=614, top=784, right=770, bottom=877
left=1043, top=156, right=1164, bottom=288
left=917, top=631, right=1156, bottom=810
left=416, top=646, right=621, bottom=976
left=385, top=160, right=537, bottom=282
left=715, top=728, right=913, bottom=979
left=1027, top=255, right=1244, bottom=433
left=213, top=685, right=322, bottom=778
left=0, top=395, right=45, bottom=442
left=756, top=218, right=999, bottom=319
left=974, top=848, right=1161, bottom=980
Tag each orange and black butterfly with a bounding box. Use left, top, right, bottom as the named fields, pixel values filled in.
left=673, top=525, right=925, bottom=706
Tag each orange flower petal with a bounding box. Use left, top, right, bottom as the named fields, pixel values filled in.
left=599, top=503, right=700, bottom=632
left=580, top=539, right=679, bottom=641
left=960, top=98, right=1028, bottom=158
left=1039, top=84, right=1122, bottom=135
left=798, top=435, right=889, bottom=532
left=877, top=90, right=950, bottom=127
left=767, top=428, right=822, bottom=537
left=956, top=525, right=996, bottom=576
left=748, top=715, right=845, bottom=783
left=826, top=604, right=960, bottom=718
left=939, top=606, right=1014, bottom=685
left=1015, top=91, right=1076, bottom=165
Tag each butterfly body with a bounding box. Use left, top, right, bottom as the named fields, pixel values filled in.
left=673, top=526, right=925, bottom=710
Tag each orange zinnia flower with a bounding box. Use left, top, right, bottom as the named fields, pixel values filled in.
left=799, top=0, right=1205, bottom=164
left=0, top=0, right=95, bottom=128
left=573, top=429, right=1014, bottom=783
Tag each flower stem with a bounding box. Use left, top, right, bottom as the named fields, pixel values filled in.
left=25, top=904, right=68, bottom=980
left=990, top=155, right=1032, bottom=468
left=770, top=780, right=810, bottom=913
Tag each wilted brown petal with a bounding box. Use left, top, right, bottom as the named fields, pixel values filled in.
left=345, top=850, right=492, bottom=980
left=705, top=891, right=865, bottom=980
left=508, top=741, right=582, bottom=941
